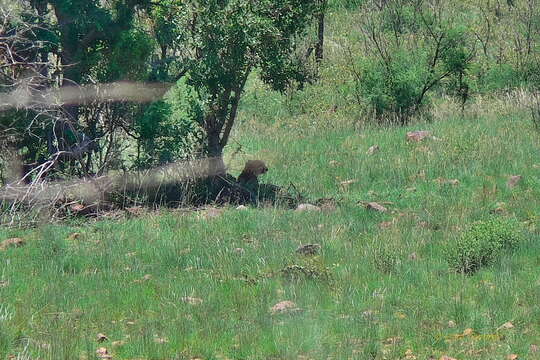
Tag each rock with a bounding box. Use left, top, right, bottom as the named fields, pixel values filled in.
left=365, top=202, right=388, bottom=212
left=295, top=204, right=321, bottom=212
left=233, top=247, right=245, bottom=254
left=435, top=178, right=460, bottom=186
left=154, top=337, right=169, bottom=344
left=367, top=145, right=380, bottom=155
left=296, top=244, right=321, bottom=256
left=328, top=160, right=340, bottom=167
left=97, top=333, right=109, bottom=343
left=407, top=130, right=432, bottom=142
left=270, top=300, right=300, bottom=315
left=236, top=205, right=248, bottom=210
left=315, top=198, right=337, bottom=211
left=95, top=347, right=112, bottom=359
left=181, top=296, right=203, bottom=305
left=0, top=238, right=25, bottom=251
left=339, top=179, right=357, bottom=188
left=378, top=220, right=394, bottom=229
left=497, top=321, right=514, bottom=330
left=507, top=175, right=522, bottom=188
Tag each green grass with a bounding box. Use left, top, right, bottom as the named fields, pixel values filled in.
left=1, top=98, right=540, bottom=359
left=2, top=5, right=540, bottom=358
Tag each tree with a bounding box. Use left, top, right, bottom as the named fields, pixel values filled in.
left=153, top=0, right=319, bottom=167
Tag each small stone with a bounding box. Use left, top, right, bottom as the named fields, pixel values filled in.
left=97, top=333, right=109, bottom=343
left=154, top=337, right=169, bottom=344
left=367, top=145, right=380, bottom=155
left=270, top=300, right=300, bottom=315
left=296, top=244, right=321, bottom=256
left=233, top=247, right=245, bottom=254
left=366, top=202, right=387, bottom=212
left=498, top=321, right=514, bottom=330
left=295, top=204, right=321, bottom=212
left=329, top=160, right=340, bottom=167
left=340, top=179, right=357, bottom=188
left=182, top=296, right=203, bottom=305
left=507, top=175, right=522, bottom=188
left=407, top=130, right=432, bottom=142
left=236, top=205, right=248, bottom=210
left=435, top=178, right=460, bottom=186
left=95, top=347, right=111, bottom=359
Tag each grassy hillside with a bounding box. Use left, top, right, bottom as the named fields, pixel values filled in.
left=2, top=93, right=540, bottom=359
left=2, top=3, right=540, bottom=359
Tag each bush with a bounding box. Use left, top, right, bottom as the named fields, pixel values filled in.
left=135, top=76, right=204, bottom=168
left=445, top=217, right=522, bottom=274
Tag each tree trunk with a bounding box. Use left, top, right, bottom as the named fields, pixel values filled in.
left=315, top=0, right=326, bottom=63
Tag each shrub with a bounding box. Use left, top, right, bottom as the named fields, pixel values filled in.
left=445, top=217, right=522, bottom=274
left=135, top=76, right=204, bottom=168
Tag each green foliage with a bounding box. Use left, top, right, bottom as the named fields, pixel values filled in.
left=445, top=217, right=522, bottom=274
left=351, top=0, right=475, bottom=124
left=135, top=77, right=204, bottom=168
left=108, top=29, right=155, bottom=81
left=357, top=51, right=429, bottom=122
